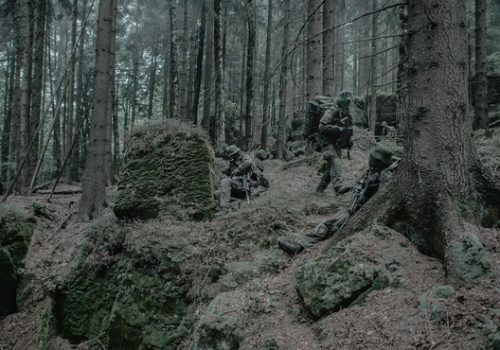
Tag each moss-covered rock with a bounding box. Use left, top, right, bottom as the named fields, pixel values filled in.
left=448, top=232, right=491, bottom=282
left=114, top=121, right=217, bottom=220
left=54, top=222, right=190, bottom=349
left=190, top=292, right=244, bottom=350
left=0, top=209, right=35, bottom=316
left=296, top=249, right=380, bottom=319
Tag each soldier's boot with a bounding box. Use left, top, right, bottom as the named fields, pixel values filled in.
left=316, top=174, right=330, bottom=193
left=334, top=184, right=351, bottom=195
left=278, top=240, right=304, bottom=257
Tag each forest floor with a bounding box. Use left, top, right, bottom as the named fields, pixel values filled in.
left=1, top=128, right=499, bottom=350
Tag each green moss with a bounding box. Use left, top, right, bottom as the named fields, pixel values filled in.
left=114, top=126, right=217, bottom=221
left=261, top=339, right=280, bottom=350
left=435, top=285, right=455, bottom=299
left=448, top=232, right=491, bottom=282
left=36, top=301, right=54, bottom=350
left=0, top=210, right=35, bottom=315
left=55, top=234, right=190, bottom=349
left=295, top=250, right=379, bottom=318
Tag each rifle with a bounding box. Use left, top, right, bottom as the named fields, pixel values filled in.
left=337, top=169, right=373, bottom=231
left=233, top=172, right=252, bottom=204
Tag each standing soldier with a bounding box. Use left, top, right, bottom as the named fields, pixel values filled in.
left=316, top=91, right=354, bottom=194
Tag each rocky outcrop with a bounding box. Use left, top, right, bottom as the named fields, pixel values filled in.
left=114, top=121, right=217, bottom=220
left=0, top=209, right=35, bottom=316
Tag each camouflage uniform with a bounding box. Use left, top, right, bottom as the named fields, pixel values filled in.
left=316, top=91, right=354, bottom=193
left=278, top=145, right=395, bottom=256
left=217, top=145, right=268, bottom=208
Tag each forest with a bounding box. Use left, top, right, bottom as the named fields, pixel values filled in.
left=0, top=0, right=499, bottom=349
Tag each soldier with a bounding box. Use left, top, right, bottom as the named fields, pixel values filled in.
left=277, top=145, right=395, bottom=257
left=316, top=91, right=354, bottom=194
left=217, top=145, right=268, bottom=208
left=381, top=121, right=397, bottom=138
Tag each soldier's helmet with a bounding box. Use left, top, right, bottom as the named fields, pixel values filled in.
left=226, top=145, right=241, bottom=159
left=253, top=149, right=269, bottom=161
left=336, top=90, right=353, bottom=111
left=369, top=145, right=393, bottom=169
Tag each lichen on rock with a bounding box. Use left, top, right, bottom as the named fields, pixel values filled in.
left=295, top=249, right=380, bottom=319
left=113, top=121, right=217, bottom=220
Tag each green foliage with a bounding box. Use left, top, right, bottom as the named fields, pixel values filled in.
left=447, top=232, right=491, bottom=282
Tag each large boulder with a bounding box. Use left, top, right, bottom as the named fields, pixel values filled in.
left=114, top=121, right=217, bottom=220
left=0, top=209, right=35, bottom=316
left=54, top=218, right=190, bottom=349
left=296, top=247, right=382, bottom=319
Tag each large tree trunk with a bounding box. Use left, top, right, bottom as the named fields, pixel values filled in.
left=276, top=0, right=290, bottom=160
left=322, top=0, right=334, bottom=97
left=260, top=0, right=272, bottom=151
left=474, top=0, right=489, bottom=135
left=214, top=0, right=226, bottom=146
left=348, top=0, right=500, bottom=282
left=306, top=0, right=322, bottom=101
left=78, top=0, right=117, bottom=219
left=180, top=0, right=189, bottom=120
left=2, top=47, right=15, bottom=182
left=201, top=0, right=214, bottom=136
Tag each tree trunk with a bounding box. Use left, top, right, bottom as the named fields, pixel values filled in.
left=474, top=0, right=489, bottom=135
left=276, top=0, right=290, bottom=160
left=351, top=0, right=500, bottom=282
left=180, top=0, right=189, bottom=120
left=18, top=0, right=34, bottom=194
left=192, top=1, right=206, bottom=126
left=322, top=0, right=335, bottom=97
left=79, top=0, right=117, bottom=220
left=2, top=48, right=15, bottom=182
left=214, top=0, right=225, bottom=146
left=130, top=55, right=140, bottom=127
left=147, top=41, right=159, bottom=119
left=306, top=0, right=322, bottom=101
left=244, top=0, right=255, bottom=150
left=368, top=0, right=378, bottom=132
left=169, top=0, right=180, bottom=120
left=201, top=0, right=214, bottom=137
left=260, top=0, right=273, bottom=151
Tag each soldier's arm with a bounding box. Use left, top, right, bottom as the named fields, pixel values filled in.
left=233, top=155, right=254, bottom=175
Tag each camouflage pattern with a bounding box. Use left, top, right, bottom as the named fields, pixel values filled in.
left=297, top=146, right=395, bottom=248
left=316, top=144, right=343, bottom=193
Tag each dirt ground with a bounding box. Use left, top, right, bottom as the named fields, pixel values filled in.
left=1, top=129, right=499, bottom=350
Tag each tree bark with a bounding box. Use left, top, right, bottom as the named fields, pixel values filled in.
left=276, top=0, right=290, bottom=160
left=474, top=0, right=489, bottom=135
left=260, top=0, right=273, bottom=151
left=306, top=0, right=322, bottom=101
left=192, top=1, right=206, bottom=126
left=368, top=0, right=378, bottom=132
left=169, top=0, right=180, bottom=120
left=322, top=0, right=335, bottom=97
left=244, top=0, right=255, bottom=150
left=202, top=0, right=214, bottom=136
left=79, top=0, right=117, bottom=219
left=214, top=0, right=226, bottom=146
left=349, top=0, right=500, bottom=282
left=180, top=0, right=189, bottom=120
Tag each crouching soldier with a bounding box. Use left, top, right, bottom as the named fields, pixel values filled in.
left=278, top=145, right=395, bottom=257
left=216, top=145, right=269, bottom=208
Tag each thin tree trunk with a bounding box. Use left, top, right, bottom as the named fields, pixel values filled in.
left=202, top=0, right=214, bottom=136
left=306, top=0, right=322, bottom=101
left=147, top=41, right=158, bottom=119
left=18, top=0, right=34, bottom=193
left=2, top=49, right=15, bottom=182
left=192, top=1, right=207, bottom=126
left=260, top=0, right=273, bottom=151
left=322, top=0, right=334, bottom=97
left=276, top=0, right=290, bottom=160
left=214, top=0, right=225, bottom=146
left=169, top=0, right=180, bottom=120
left=474, top=0, right=489, bottom=135
left=64, top=0, right=78, bottom=181
left=244, top=0, right=255, bottom=150
left=368, top=0, right=378, bottom=132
